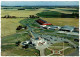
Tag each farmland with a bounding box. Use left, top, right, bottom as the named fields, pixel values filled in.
left=1, top=8, right=44, bottom=17
left=1, top=6, right=79, bottom=56
left=1, top=18, right=24, bottom=37
left=42, top=18, right=79, bottom=27
left=1, top=7, right=79, bottom=37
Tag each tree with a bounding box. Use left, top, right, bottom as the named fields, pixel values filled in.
left=22, top=44, right=29, bottom=49
left=15, top=40, right=21, bottom=46
left=72, top=12, right=79, bottom=18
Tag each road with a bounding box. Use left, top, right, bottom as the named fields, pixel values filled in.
left=36, top=44, right=49, bottom=56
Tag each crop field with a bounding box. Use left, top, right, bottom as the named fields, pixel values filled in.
left=1, top=7, right=78, bottom=18
left=1, top=9, right=79, bottom=37
left=42, top=18, right=79, bottom=27
left=1, top=8, right=45, bottom=17
left=48, top=9, right=74, bottom=14
left=58, top=9, right=78, bottom=12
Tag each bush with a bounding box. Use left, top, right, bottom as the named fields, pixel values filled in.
left=22, top=44, right=29, bottom=49
left=15, top=40, right=21, bottom=46
left=16, top=25, right=23, bottom=30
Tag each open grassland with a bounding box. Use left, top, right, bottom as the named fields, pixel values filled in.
left=64, top=48, right=76, bottom=55
left=1, top=32, right=40, bottom=56
left=1, top=7, right=78, bottom=18
left=49, top=7, right=78, bottom=14
left=55, top=8, right=78, bottom=10
left=44, top=48, right=51, bottom=55
left=1, top=18, right=24, bottom=37
left=42, top=18, right=79, bottom=27
left=1, top=8, right=79, bottom=36
left=1, top=8, right=45, bottom=17
left=2, top=45, right=40, bottom=56
left=49, top=9, right=73, bottom=14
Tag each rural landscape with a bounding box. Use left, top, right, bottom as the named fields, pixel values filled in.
left=1, top=1, right=79, bottom=56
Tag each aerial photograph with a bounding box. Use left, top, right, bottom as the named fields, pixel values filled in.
left=1, top=1, right=79, bottom=56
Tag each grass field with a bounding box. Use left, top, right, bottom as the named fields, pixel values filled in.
left=1, top=31, right=40, bottom=56
left=1, top=18, right=79, bottom=37
left=44, top=48, right=51, bottom=55
left=49, top=9, right=73, bottom=14
left=1, top=8, right=78, bottom=18
left=37, top=11, right=62, bottom=18
left=1, top=8, right=45, bottom=17
left=42, top=18, right=79, bottom=27
left=64, top=48, right=76, bottom=55
left=1, top=7, right=79, bottom=56
left=1, top=18, right=24, bottom=37
left=1, top=8, right=79, bottom=37
left=2, top=45, right=40, bottom=56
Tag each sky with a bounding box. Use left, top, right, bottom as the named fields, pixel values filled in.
left=1, top=1, right=79, bottom=6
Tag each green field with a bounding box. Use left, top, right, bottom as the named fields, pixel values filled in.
left=2, top=45, right=40, bottom=56
left=64, top=48, right=76, bottom=55
left=37, top=11, right=61, bottom=18
left=59, top=9, right=78, bottom=12
left=44, top=48, right=51, bottom=55
left=1, top=30, right=40, bottom=56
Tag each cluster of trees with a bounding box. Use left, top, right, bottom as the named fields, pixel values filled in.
left=72, top=12, right=79, bottom=18
left=15, top=41, right=21, bottom=46
left=2, top=15, right=16, bottom=18
left=16, top=25, right=27, bottom=30
left=18, top=9, right=25, bottom=10
left=61, top=13, right=79, bottom=18
left=29, top=15, right=39, bottom=18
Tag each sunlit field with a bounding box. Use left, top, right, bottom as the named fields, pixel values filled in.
left=1, top=18, right=24, bottom=37
left=42, top=18, right=79, bottom=27
left=1, top=8, right=46, bottom=17
left=1, top=7, right=79, bottom=37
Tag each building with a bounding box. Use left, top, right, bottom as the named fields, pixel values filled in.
left=31, top=37, right=47, bottom=46
left=36, top=19, right=52, bottom=25
left=74, top=27, right=79, bottom=33
left=21, top=36, right=47, bottom=46
left=42, top=26, right=51, bottom=29
left=59, top=25, right=75, bottom=32
left=21, top=41, right=30, bottom=46
left=50, top=26, right=61, bottom=30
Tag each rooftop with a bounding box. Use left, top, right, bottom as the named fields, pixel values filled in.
left=61, top=25, right=75, bottom=30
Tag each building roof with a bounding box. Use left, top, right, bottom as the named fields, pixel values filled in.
left=61, top=25, right=75, bottom=30
left=36, top=19, right=52, bottom=25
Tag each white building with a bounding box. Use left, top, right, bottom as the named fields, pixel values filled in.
left=59, top=25, right=75, bottom=32
left=31, top=37, right=47, bottom=46
left=50, top=26, right=61, bottom=30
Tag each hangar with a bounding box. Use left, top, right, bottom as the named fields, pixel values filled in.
left=36, top=19, right=52, bottom=25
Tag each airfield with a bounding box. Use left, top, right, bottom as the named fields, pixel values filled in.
left=1, top=6, right=79, bottom=56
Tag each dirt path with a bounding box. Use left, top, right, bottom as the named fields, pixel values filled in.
left=2, top=43, right=15, bottom=45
